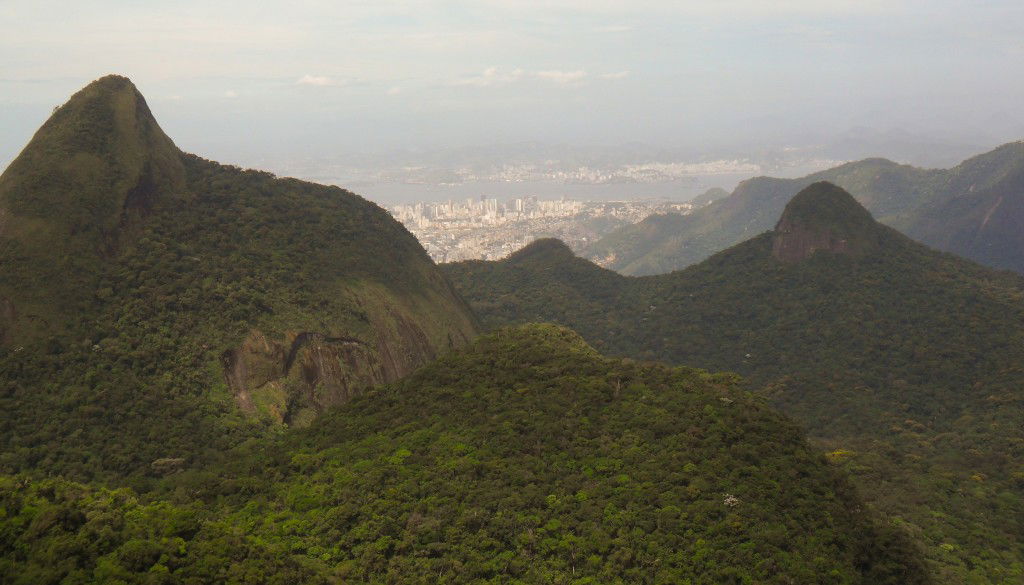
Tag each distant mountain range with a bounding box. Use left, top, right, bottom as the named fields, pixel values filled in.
left=444, top=184, right=1024, bottom=583
left=233, top=128, right=990, bottom=206
left=586, top=142, right=1024, bottom=275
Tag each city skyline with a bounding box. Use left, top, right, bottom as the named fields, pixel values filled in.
left=389, top=194, right=695, bottom=262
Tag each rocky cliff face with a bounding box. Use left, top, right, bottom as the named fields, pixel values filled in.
left=0, top=297, right=15, bottom=345
left=221, top=282, right=476, bottom=425
left=772, top=215, right=855, bottom=262
left=771, top=182, right=881, bottom=263
left=221, top=330, right=376, bottom=424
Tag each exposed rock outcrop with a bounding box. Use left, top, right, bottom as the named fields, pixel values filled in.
left=0, top=298, right=14, bottom=344
left=771, top=182, right=881, bottom=262
left=220, top=282, right=477, bottom=425
left=772, top=215, right=855, bottom=262
left=221, top=330, right=374, bottom=421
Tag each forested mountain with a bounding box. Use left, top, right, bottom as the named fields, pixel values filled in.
left=444, top=183, right=1024, bottom=583
left=586, top=142, right=1024, bottom=275
left=0, top=76, right=479, bottom=481
left=689, top=187, right=730, bottom=207
left=0, top=75, right=1004, bottom=584
left=0, top=325, right=930, bottom=585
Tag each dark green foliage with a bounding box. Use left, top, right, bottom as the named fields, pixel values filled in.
left=0, top=75, right=184, bottom=241
left=0, top=476, right=325, bottom=585
left=443, top=187, right=1024, bottom=583
left=0, top=78, right=961, bottom=583
left=587, top=142, right=1024, bottom=275
left=0, top=325, right=931, bottom=584
left=0, top=151, right=477, bottom=481
left=0, top=77, right=478, bottom=482
left=775, top=181, right=877, bottom=239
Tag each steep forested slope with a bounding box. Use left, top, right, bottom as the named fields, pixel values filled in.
left=0, top=75, right=478, bottom=481
left=0, top=325, right=930, bottom=585
left=445, top=183, right=1024, bottom=584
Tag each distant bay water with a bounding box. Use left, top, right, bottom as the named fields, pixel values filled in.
left=305, top=164, right=834, bottom=206
left=347, top=178, right=723, bottom=206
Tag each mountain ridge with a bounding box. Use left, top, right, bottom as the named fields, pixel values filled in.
left=586, top=142, right=1024, bottom=275
left=443, top=183, right=1024, bottom=583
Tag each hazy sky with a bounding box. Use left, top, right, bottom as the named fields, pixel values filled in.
left=2, top=0, right=1023, bottom=166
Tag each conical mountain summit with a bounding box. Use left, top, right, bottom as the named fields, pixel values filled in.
left=771, top=181, right=883, bottom=262
left=0, top=75, right=185, bottom=248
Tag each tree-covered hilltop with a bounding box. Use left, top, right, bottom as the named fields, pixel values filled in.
left=0, top=75, right=478, bottom=482
left=443, top=183, right=1024, bottom=584
left=0, top=325, right=931, bottom=585
left=586, top=142, right=1024, bottom=275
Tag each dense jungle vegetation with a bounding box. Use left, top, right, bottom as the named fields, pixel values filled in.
left=1, top=325, right=930, bottom=585
left=0, top=75, right=1006, bottom=584
left=444, top=187, right=1024, bottom=584
left=0, top=76, right=477, bottom=482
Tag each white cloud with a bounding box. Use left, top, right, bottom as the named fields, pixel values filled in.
left=536, top=70, right=588, bottom=85
left=456, top=68, right=611, bottom=88
left=297, top=74, right=334, bottom=86
left=593, top=25, right=633, bottom=33
left=223, top=90, right=238, bottom=98
left=386, top=86, right=402, bottom=95
left=455, top=67, right=525, bottom=87
left=475, top=0, right=895, bottom=18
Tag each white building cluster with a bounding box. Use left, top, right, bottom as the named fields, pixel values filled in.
left=391, top=196, right=585, bottom=229
left=389, top=196, right=693, bottom=264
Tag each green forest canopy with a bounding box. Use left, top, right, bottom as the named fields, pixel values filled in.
left=443, top=187, right=1024, bottom=584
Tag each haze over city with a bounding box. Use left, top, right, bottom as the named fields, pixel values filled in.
left=3, top=0, right=1023, bottom=205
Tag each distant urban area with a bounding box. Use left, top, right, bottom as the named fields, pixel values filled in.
left=242, top=144, right=868, bottom=263
left=243, top=142, right=856, bottom=206
left=389, top=196, right=696, bottom=262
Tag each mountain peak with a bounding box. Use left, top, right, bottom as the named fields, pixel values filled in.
left=86, top=73, right=137, bottom=92
left=772, top=182, right=880, bottom=262
left=0, top=74, right=184, bottom=247
left=507, top=238, right=576, bottom=264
